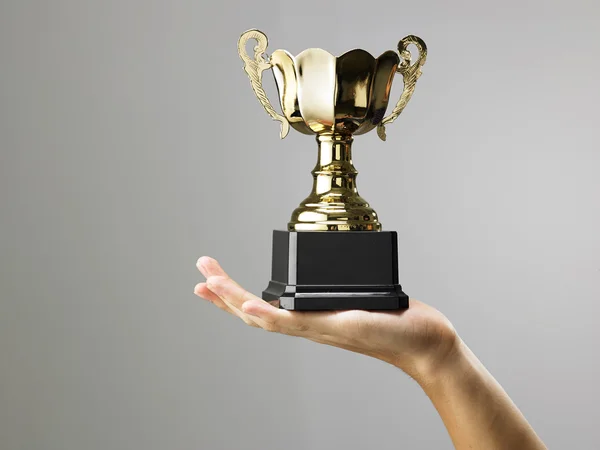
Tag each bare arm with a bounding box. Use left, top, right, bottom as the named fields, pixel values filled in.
left=417, top=340, right=546, bottom=450
left=194, top=256, right=546, bottom=450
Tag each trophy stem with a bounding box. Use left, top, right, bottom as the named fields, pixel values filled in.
left=313, top=134, right=357, bottom=194
left=288, top=135, right=381, bottom=232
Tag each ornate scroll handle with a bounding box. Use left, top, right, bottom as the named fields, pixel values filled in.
left=238, top=29, right=290, bottom=139
left=377, top=35, right=427, bottom=141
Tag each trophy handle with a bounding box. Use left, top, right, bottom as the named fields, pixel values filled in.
left=377, top=35, right=428, bottom=141
left=238, top=29, right=290, bottom=139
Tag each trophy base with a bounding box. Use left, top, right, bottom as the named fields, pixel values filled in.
left=262, top=230, right=409, bottom=311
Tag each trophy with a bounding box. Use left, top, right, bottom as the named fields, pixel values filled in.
left=238, top=29, right=427, bottom=311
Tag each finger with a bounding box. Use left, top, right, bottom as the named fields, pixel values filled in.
left=244, top=298, right=367, bottom=342
left=204, top=276, right=262, bottom=328
left=206, top=275, right=283, bottom=330
left=242, top=295, right=349, bottom=338
left=196, top=256, right=228, bottom=279
left=194, top=257, right=257, bottom=326
left=194, top=282, right=236, bottom=315
left=194, top=256, right=236, bottom=313
left=239, top=299, right=309, bottom=335
left=194, top=282, right=220, bottom=303
left=206, top=275, right=337, bottom=336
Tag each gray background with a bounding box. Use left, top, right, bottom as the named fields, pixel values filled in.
left=1, top=0, right=599, bottom=449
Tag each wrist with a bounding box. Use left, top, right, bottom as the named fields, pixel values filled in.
left=405, top=330, right=470, bottom=388
left=412, top=337, right=477, bottom=392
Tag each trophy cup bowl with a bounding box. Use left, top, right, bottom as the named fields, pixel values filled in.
left=269, top=47, right=401, bottom=137
left=238, top=29, right=427, bottom=310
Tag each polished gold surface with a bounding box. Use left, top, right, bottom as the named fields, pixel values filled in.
left=290, top=135, right=380, bottom=231
left=377, top=35, right=427, bottom=141
left=270, top=47, right=402, bottom=136
left=237, top=29, right=427, bottom=231
left=238, top=30, right=290, bottom=139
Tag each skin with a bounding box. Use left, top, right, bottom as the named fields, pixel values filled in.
left=194, top=256, right=547, bottom=450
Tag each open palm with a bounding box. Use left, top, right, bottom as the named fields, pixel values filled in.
left=194, top=256, right=458, bottom=379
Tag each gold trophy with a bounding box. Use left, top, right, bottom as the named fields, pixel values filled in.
left=238, top=29, right=427, bottom=310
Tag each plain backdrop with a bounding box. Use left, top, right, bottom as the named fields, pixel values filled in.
left=1, top=1, right=599, bottom=449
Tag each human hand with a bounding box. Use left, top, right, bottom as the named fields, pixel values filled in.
left=194, top=256, right=458, bottom=383
left=195, top=257, right=548, bottom=449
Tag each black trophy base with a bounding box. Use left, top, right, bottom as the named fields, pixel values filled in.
left=262, top=231, right=409, bottom=311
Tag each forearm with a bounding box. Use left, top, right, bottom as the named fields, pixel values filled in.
left=414, top=339, right=546, bottom=450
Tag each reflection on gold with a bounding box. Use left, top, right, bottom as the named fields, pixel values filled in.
left=289, top=135, right=380, bottom=231
left=238, top=29, right=427, bottom=231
